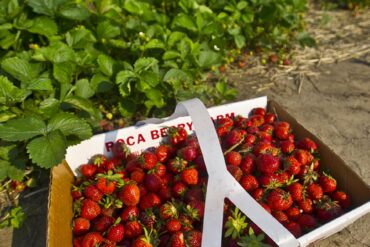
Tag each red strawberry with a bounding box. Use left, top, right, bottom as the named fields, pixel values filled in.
left=256, top=153, right=280, bottom=174
left=260, top=124, right=274, bottom=134
left=280, top=141, right=295, bottom=154
left=264, top=113, right=276, bottom=124
left=71, top=187, right=83, bottom=201
left=188, top=200, right=205, bottom=218
left=272, top=211, right=288, bottom=223
left=181, top=168, right=199, bottom=185
left=252, top=188, right=265, bottom=201
left=287, top=182, right=304, bottom=202
left=253, top=107, right=266, bottom=116
left=139, top=152, right=157, bottom=170
left=156, top=144, right=175, bottom=163
left=73, top=236, right=83, bottom=247
left=144, top=174, right=163, bottom=192
left=105, top=157, right=121, bottom=171
left=225, top=151, right=242, bottom=166
left=158, top=185, right=172, bottom=201
left=266, top=188, right=293, bottom=211
left=119, top=184, right=140, bottom=206
left=139, top=193, right=161, bottom=210
left=298, top=214, right=317, bottom=230
left=275, top=121, right=290, bottom=129
left=297, top=138, right=317, bottom=153
left=315, top=198, right=343, bottom=222
left=139, top=210, right=156, bottom=229
left=250, top=114, right=265, bottom=127
left=194, top=154, right=206, bottom=171
left=331, top=191, right=351, bottom=209
left=121, top=206, right=139, bottom=222
left=81, top=232, right=103, bottom=247
left=170, top=232, right=185, bottom=247
left=153, top=163, right=167, bottom=177
left=259, top=174, right=282, bottom=188
left=84, top=185, right=103, bottom=202
left=96, top=178, right=116, bottom=195
left=131, top=169, right=145, bottom=183
left=244, top=134, right=257, bottom=145
left=177, top=146, right=197, bottom=161
left=167, top=158, right=188, bottom=173
left=284, top=156, right=301, bottom=176
left=132, top=237, right=153, bottom=247
left=239, top=154, right=255, bottom=174
left=166, top=218, right=182, bottom=232
left=91, top=154, right=108, bottom=167
left=240, top=174, right=259, bottom=192
left=217, top=117, right=234, bottom=128
left=112, top=141, right=130, bottom=160
left=307, top=183, right=323, bottom=200
left=168, top=127, right=188, bottom=146
left=107, top=224, right=125, bottom=242
left=294, top=149, right=309, bottom=166
left=73, top=217, right=90, bottom=235
left=227, top=165, right=243, bottom=181
left=92, top=215, right=114, bottom=232
left=284, top=221, right=302, bottom=238
left=224, top=129, right=243, bottom=147
left=257, top=131, right=272, bottom=143
left=124, top=220, right=143, bottom=238
left=80, top=164, right=97, bottom=178
left=319, top=174, right=337, bottom=193
left=286, top=206, right=301, bottom=221
left=259, top=202, right=271, bottom=213
left=185, top=230, right=202, bottom=247
left=185, top=187, right=204, bottom=203
left=172, top=182, right=187, bottom=197
left=81, top=199, right=101, bottom=220
left=298, top=198, right=313, bottom=213
left=160, top=202, right=178, bottom=220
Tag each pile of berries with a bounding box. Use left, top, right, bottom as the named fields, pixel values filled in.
left=71, top=107, right=351, bottom=247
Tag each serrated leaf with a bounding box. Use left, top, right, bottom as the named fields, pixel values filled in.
left=116, top=70, right=137, bottom=85
left=198, top=50, right=222, bottom=68
left=163, top=68, right=191, bottom=83
left=140, top=71, right=159, bottom=87
left=172, top=13, right=197, bottom=32
left=234, top=35, right=246, bottom=49
left=27, top=73, right=53, bottom=91
left=39, top=98, right=60, bottom=117
left=27, top=130, right=67, bottom=168
left=75, top=79, right=95, bottom=99
left=63, top=96, right=101, bottom=120
left=59, top=4, right=91, bottom=20
left=118, top=98, right=137, bottom=117
left=90, top=73, right=113, bottom=93
left=27, top=0, right=67, bottom=16
left=134, top=57, right=158, bottom=73
left=145, top=88, right=164, bottom=108
left=97, top=21, right=120, bottom=39
left=162, top=51, right=180, bottom=60
left=144, top=39, right=165, bottom=50
left=48, top=112, right=92, bottom=140
left=0, top=160, right=25, bottom=181
left=1, top=57, right=32, bottom=82
left=28, top=16, right=58, bottom=36
left=167, top=31, right=188, bottom=47
left=0, top=76, right=29, bottom=105
left=40, top=42, right=75, bottom=63
left=0, top=111, right=17, bottom=122
left=65, top=27, right=96, bottom=48
left=0, top=117, right=46, bottom=141
left=97, top=54, right=115, bottom=76
left=53, top=62, right=75, bottom=84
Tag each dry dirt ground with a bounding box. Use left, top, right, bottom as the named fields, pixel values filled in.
left=0, top=58, right=369, bottom=247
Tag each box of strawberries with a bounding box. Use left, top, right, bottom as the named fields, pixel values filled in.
left=47, top=97, right=370, bottom=247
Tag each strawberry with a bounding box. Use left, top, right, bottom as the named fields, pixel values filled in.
left=280, top=141, right=295, bottom=154
left=319, top=174, right=337, bottom=193
left=177, top=146, right=197, bottom=161
left=105, top=157, right=121, bottom=171
left=84, top=185, right=104, bottom=202
left=315, top=197, right=343, bottom=222
left=172, top=182, right=187, bottom=197
left=80, top=164, right=98, bottom=178
left=258, top=174, right=282, bottom=189
left=260, top=124, right=274, bottom=134
left=139, top=193, right=161, bottom=210
left=185, top=230, right=202, bottom=247
left=156, top=144, right=175, bottom=163
left=81, top=199, right=101, bottom=220
left=92, top=215, right=114, bottom=232
left=247, top=126, right=259, bottom=134
left=297, top=138, right=317, bottom=153
left=286, top=206, right=301, bottom=221
left=96, top=177, right=116, bottom=195
left=256, top=153, right=280, bottom=174
left=253, top=107, right=266, bottom=116
left=166, top=218, right=182, bottom=232
left=239, top=154, right=255, bottom=174
left=181, top=168, right=199, bottom=185
left=185, top=187, right=204, bottom=203
left=73, top=236, right=83, bottom=247
left=125, top=220, right=143, bottom=238
left=297, top=214, right=317, bottom=231
left=73, top=217, right=90, bottom=235
left=167, top=157, right=188, bottom=173
left=153, top=163, right=167, bottom=177
left=284, top=221, right=302, bottom=238
left=188, top=200, right=205, bottom=218
left=81, top=232, right=103, bottom=247
left=294, top=149, right=309, bottom=166
left=225, top=151, right=242, bottom=166
left=269, top=54, right=278, bottom=63
left=284, top=156, right=301, bottom=176
left=132, top=238, right=153, bottom=247
left=266, top=188, right=293, bottom=211
left=179, top=214, right=194, bottom=231
left=112, top=141, right=130, bottom=160
left=169, top=231, right=185, bottom=247
left=139, top=152, right=157, bottom=170
left=168, top=127, right=188, bottom=146
left=121, top=206, right=139, bottom=221
left=331, top=191, right=351, bottom=209
left=240, top=174, right=259, bottom=192
left=298, top=198, right=313, bottom=213
left=264, top=113, right=276, bottom=124
left=158, top=185, right=172, bottom=201
left=107, top=223, right=125, bottom=242
left=91, top=154, right=108, bottom=167
left=227, top=165, right=243, bottom=181
left=272, top=211, right=288, bottom=223
left=307, top=183, right=323, bottom=200
left=287, top=182, right=304, bottom=202
left=119, top=184, right=140, bottom=206
left=244, top=134, right=257, bottom=145
left=252, top=188, right=265, bottom=201
left=274, top=126, right=290, bottom=140
left=139, top=210, right=156, bottom=229
left=217, top=117, right=234, bottom=128
left=194, top=154, right=206, bottom=171
left=131, top=169, right=145, bottom=183
left=144, top=174, right=163, bottom=192
left=259, top=202, right=271, bottom=213
left=224, top=129, right=243, bottom=147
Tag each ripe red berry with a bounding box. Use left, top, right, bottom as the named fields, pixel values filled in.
left=307, top=183, right=323, bottom=200
left=73, top=217, right=90, bottom=235
left=166, top=219, right=182, bottom=232
left=107, top=224, right=124, bottom=242
left=119, top=184, right=140, bottom=206
left=256, top=153, right=280, bottom=174
left=240, top=174, right=259, bottom=192
left=181, top=168, right=199, bottom=185
left=225, top=151, right=242, bottom=166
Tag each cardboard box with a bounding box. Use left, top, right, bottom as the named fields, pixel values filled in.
left=47, top=97, right=370, bottom=246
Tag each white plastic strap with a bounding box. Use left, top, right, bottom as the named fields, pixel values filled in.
left=139, top=98, right=299, bottom=247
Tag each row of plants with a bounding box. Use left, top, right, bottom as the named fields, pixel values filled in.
left=0, top=0, right=309, bottom=228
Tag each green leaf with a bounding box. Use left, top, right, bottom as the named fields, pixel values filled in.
left=39, top=98, right=60, bottom=117
left=144, top=39, right=165, bottom=50
left=172, top=13, right=197, bottom=32
left=163, top=68, right=191, bottom=83
left=90, top=73, right=113, bottom=93
left=63, top=96, right=101, bottom=120
left=0, top=111, right=17, bottom=122
left=1, top=57, right=32, bottom=82
left=27, top=73, right=53, bottom=91
left=0, top=117, right=46, bottom=141
left=298, top=32, right=317, bottom=47
left=97, top=21, right=120, bottom=39
left=162, top=51, right=180, bottom=60
left=0, top=160, right=25, bottom=181
left=234, top=34, right=246, bottom=49
left=59, top=4, right=91, bottom=20
left=10, top=206, right=26, bottom=228
left=140, top=71, right=159, bottom=87
left=75, top=79, right=95, bottom=99
left=145, top=88, right=164, bottom=108
left=28, top=16, right=58, bottom=36
left=27, top=130, right=67, bottom=168
left=167, top=32, right=188, bottom=47
left=65, top=27, right=96, bottom=48
left=40, top=42, right=75, bottom=63
left=123, top=0, right=145, bottom=15
left=134, top=57, right=158, bottom=73
left=0, top=76, right=29, bottom=105
left=48, top=112, right=92, bottom=140
left=198, top=50, right=221, bottom=68
left=53, top=62, right=75, bottom=84
left=118, top=98, right=137, bottom=117
left=27, top=0, right=67, bottom=16
left=97, top=54, right=115, bottom=76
